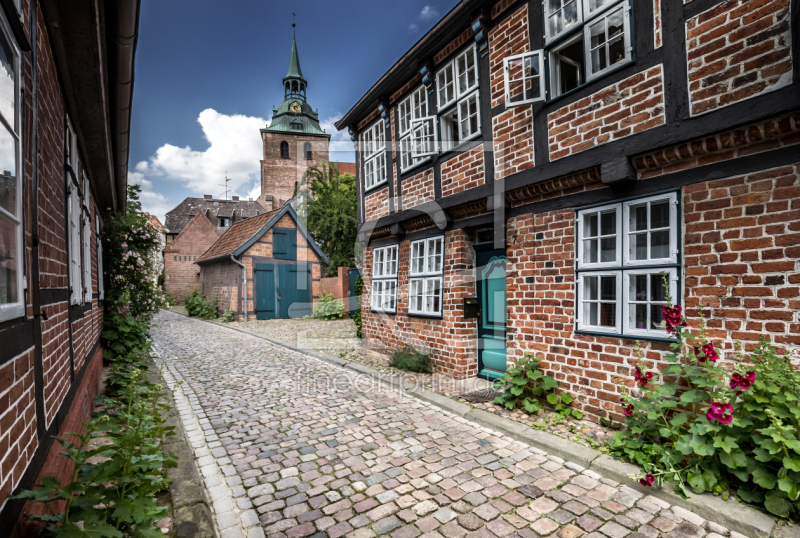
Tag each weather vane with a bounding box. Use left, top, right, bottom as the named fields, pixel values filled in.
left=292, top=12, right=296, bottom=27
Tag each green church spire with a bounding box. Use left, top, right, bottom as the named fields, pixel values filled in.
left=285, top=24, right=305, bottom=81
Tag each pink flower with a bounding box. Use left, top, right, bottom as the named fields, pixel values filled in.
left=662, top=305, right=686, bottom=335
left=706, top=402, right=733, bottom=424
left=745, top=371, right=756, bottom=382
left=623, top=404, right=634, bottom=417
left=730, top=370, right=756, bottom=390
left=633, top=367, right=654, bottom=387
left=639, top=474, right=655, bottom=487
left=694, top=343, right=718, bottom=363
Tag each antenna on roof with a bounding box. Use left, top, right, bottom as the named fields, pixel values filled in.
left=218, top=172, right=231, bottom=200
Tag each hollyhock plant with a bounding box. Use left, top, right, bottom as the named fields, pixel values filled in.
left=611, top=277, right=800, bottom=518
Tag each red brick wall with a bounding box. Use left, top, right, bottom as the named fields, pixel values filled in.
left=400, top=168, right=434, bottom=209
left=635, top=112, right=800, bottom=179
left=493, top=105, right=534, bottom=179
left=164, top=213, right=221, bottom=302
left=489, top=5, right=529, bottom=107
left=441, top=145, right=485, bottom=198
left=683, top=163, right=800, bottom=351
left=686, top=0, right=792, bottom=116
left=434, top=27, right=474, bottom=66
left=505, top=164, right=800, bottom=422
left=0, top=349, right=38, bottom=510
left=362, top=230, right=478, bottom=377
left=654, top=0, right=663, bottom=48
left=548, top=65, right=665, bottom=161
left=319, top=267, right=350, bottom=315
left=364, top=187, right=390, bottom=222
left=201, top=261, right=240, bottom=314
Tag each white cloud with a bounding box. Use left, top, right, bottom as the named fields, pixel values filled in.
left=419, top=5, right=439, bottom=21
left=320, top=113, right=355, bottom=163
left=135, top=108, right=267, bottom=204
left=128, top=171, right=173, bottom=224
left=408, top=23, right=419, bottom=33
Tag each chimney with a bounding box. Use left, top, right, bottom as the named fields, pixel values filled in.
left=232, top=195, right=239, bottom=201
left=203, top=194, right=212, bottom=200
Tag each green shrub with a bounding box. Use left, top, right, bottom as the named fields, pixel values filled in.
left=186, top=290, right=218, bottom=319
left=102, top=291, right=151, bottom=360
left=221, top=309, right=236, bottom=322
left=12, top=355, right=177, bottom=536
left=492, top=354, right=582, bottom=418
left=353, top=274, right=363, bottom=338
left=610, top=291, right=800, bottom=518
left=389, top=348, right=433, bottom=373
left=312, top=292, right=345, bottom=320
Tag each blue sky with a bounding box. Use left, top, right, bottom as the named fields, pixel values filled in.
left=130, top=0, right=457, bottom=222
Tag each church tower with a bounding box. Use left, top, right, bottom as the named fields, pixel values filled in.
left=259, top=25, right=330, bottom=210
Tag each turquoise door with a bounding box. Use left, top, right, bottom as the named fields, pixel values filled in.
left=277, top=264, right=311, bottom=318
left=476, top=247, right=507, bottom=380
left=254, top=264, right=276, bottom=320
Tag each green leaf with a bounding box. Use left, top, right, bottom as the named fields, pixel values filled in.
left=764, top=490, right=792, bottom=517
left=778, top=476, right=800, bottom=501
left=688, top=433, right=715, bottom=457
left=59, top=522, right=124, bottom=538
left=737, top=487, right=765, bottom=504
left=523, top=399, right=539, bottom=414
left=752, top=466, right=778, bottom=490
left=510, top=386, right=524, bottom=396
left=546, top=394, right=558, bottom=406
left=712, top=436, right=739, bottom=454
left=719, top=449, right=748, bottom=469
left=571, top=409, right=583, bottom=419
left=560, top=393, right=573, bottom=405
left=784, top=456, right=800, bottom=472
left=669, top=412, right=690, bottom=428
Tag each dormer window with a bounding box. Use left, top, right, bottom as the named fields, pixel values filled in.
left=219, top=217, right=230, bottom=228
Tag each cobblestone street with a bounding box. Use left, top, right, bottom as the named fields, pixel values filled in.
left=151, top=311, right=745, bottom=538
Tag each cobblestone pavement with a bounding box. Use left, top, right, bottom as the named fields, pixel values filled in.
left=151, top=311, right=742, bottom=538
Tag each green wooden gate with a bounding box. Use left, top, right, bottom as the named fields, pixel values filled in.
left=278, top=264, right=311, bottom=318
left=254, top=264, right=276, bottom=320
left=476, top=247, right=507, bottom=380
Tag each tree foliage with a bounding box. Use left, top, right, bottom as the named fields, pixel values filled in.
left=304, top=163, right=357, bottom=276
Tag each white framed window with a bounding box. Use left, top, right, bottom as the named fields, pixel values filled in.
left=585, top=3, right=631, bottom=81
left=409, top=236, right=444, bottom=316
left=96, top=215, right=104, bottom=300
left=66, top=118, right=82, bottom=306
left=503, top=51, right=546, bottom=107
left=623, top=268, right=677, bottom=338
left=219, top=217, right=230, bottom=228
left=82, top=175, right=92, bottom=303
left=434, top=45, right=481, bottom=153
left=527, top=0, right=631, bottom=100
left=401, top=87, right=434, bottom=165
left=575, top=192, right=680, bottom=338
left=576, top=203, right=621, bottom=269
left=361, top=120, right=386, bottom=191
left=622, top=192, right=678, bottom=266
left=0, top=9, right=22, bottom=322
left=411, top=116, right=437, bottom=158
left=371, top=245, right=398, bottom=313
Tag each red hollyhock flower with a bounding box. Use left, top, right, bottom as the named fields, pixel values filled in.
left=702, top=343, right=718, bottom=363
left=639, top=474, right=655, bottom=487
left=730, top=371, right=756, bottom=391
left=745, top=371, right=756, bottom=382
left=633, top=367, right=655, bottom=387
left=661, top=305, right=686, bottom=335
left=706, top=402, right=733, bottom=424
left=623, top=404, right=634, bottom=417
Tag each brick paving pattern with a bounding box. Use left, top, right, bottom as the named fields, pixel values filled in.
left=151, top=311, right=745, bottom=538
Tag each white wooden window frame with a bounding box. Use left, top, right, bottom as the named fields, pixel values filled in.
left=576, top=203, right=622, bottom=270
left=66, top=118, right=82, bottom=306
left=361, top=120, right=387, bottom=191
left=548, top=33, right=585, bottom=98
left=435, top=46, right=482, bottom=153
left=372, top=245, right=398, bottom=313
left=96, top=215, right=104, bottom=300
left=623, top=267, right=678, bottom=339
left=503, top=51, right=546, bottom=107
left=584, top=3, right=632, bottom=82
left=0, top=8, right=22, bottom=322
left=400, top=87, right=433, bottom=170
left=544, top=0, right=584, bottom=43
left=622, top=192, right=678, bottom=267
left=576, top=270, right=621, bottom=334
left=82, top=175, right=92, bottom=303
left=408, top=236, right=444, bottom=316
left=410, top=115, right=437, bottom=158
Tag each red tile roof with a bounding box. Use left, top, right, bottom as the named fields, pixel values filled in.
left=197, top=207, right=281, bottom=262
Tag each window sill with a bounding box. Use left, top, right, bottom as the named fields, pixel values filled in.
left=407, top=312, right=444, bottom=319
left=574, top=329, right=677, bottom=343
left=544, top=59, right=635, bottom=107
left=370, top=309, right=396, bottom=315
left=438, top=134, right=483, bottom=161
left=576, top=262, right=681, bottom=272
left=399, top=158, right=432, bottom=178
left=363, top=181, right=389, bottom=196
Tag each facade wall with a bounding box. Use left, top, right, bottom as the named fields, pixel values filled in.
left=488, top=4, right=529, bottom=108
left=319, top=267, right=350, bottom=313
left=441, top=145, right=485, bottom=198
left=362, top=230, right=478, bottom=377
left=686, top=0, right=793, bottom=116
left=493, top=105, right=534, bottom=179
left=400, top=169, right=434, bottom=210
left=200, top=261, right=240, bottom=314
left=547, top=65, right=666, bottom=161
left=261, top=132, right=329, bottom=209
left=364, top=187, right=390, bottom=222
left=1, top=0, right=110, bottom=527
left=163, top=214, right=221, bottom=302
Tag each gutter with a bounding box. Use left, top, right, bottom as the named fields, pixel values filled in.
left=111, top=0, right=141, bottom=213
left=230, top=255, right=248, bottom=322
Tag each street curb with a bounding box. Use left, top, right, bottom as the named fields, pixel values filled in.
left=144, top=358, right=217, bottom=538
left=168, top=310, right=778, bottom=538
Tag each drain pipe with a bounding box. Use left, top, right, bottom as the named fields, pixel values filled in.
left=230, top=255, right=247, bottom=321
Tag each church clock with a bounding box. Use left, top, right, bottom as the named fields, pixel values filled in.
left=290, top=101, right=302, bottom=113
